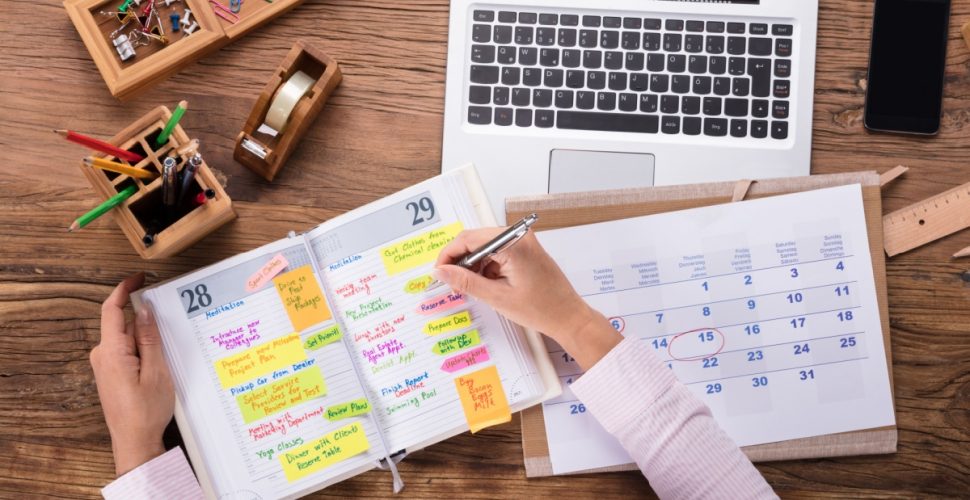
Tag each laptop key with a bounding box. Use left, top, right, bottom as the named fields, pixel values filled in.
left=709, top=56, right=726, bottom=75
left=555, top=90, right=574, bottom=108
left=468, top=106, right=491, bottom=124
left=472, top=45, right=495, bottom=64
left=583, top=50, right=602, bottom=69
left=535, top=109, right=555, bottom=128
left=729, top=57, right=745, bottom=76
left=772, top=100, right=789, bottom=119
left=470, top=65, right=499, bottom=84
left=683, top=116, right=702, bottom=135
left=469, top=85, right=491, bottom=104
left=732, top=77, right=750, bottom=97
left=587, top=71, right=606, bottom=90
left=497, top=46, right=515, bottom=64
left=749, top=37, right=772, bottom=56
left=727, top=36, right=746, bottom=55
left=512, top=88, right=530, bottom=106
left=751, top=119, right=768, bottom=138
left=544, top=68, right=564, bottom=87
left=705, top=35, right=725, bottom=54
left=582, top=15, right=601, bottom=27
left=640, top=94, right=659, bottom=113
left=494, top=25, right=512, bottom=44
left=776, top=39, right=793, bottom=57
left=473, top=25, right=490, bottom=43
left=494, top=87, right=510, bottom=105
left=643, top=33, right=661, bottom=51
left=707, top=21, right=725, bottom=33
left=647, top=53, right=665, bottom=71
left=668, top=54, right=687, bottom=73
left=619, top=93, right=637, bottom=111
left=533, top=89, right=553, bottom=107
left=502, top=67, right=520, bottom=86
left=730, top=119, right=747, bottom=138
left=608, top=72, right=627, bottom=91
left=519, top=12, right=537, bottom=24
left=752, top=99, right=769, bottom=118
left=689, top=55, right=708, bottom=74
left=703, top=97, right=722, bottom=115
left=650, top=74, right=669, bottom=93
left=562, top=49, right=581, bottom=68
left=601, top=31, right=620, bottom=49
left=515, top=108, right=532, bottom=127
left=626, top=52, right=645, bottom=71
left=682, top=96, right=701, bottom=115
left=692, top=75, right=712, bottom=94
left=672, top=75, right=690, bottom=94
left=704, top=118, right=728, bottom=136
left=749, top=23, right=768, bottom=35
left=724, top=98, right=748, bottom=117
left=664, top=33, right=683, bottom=52
left=561, top=14, right=579, bottom=26
left=605, top=51, right=623, bottom=70
left=622, top=32, right=641, bottom=50
left=644, top=18, right=662, bottom=30
left=772, top=24, right=794, bottom=36
left=773, top=80, right=790, bottom=98
left=519, top=47, right=538, bottom=65
left=630, top=73, right=649, bottom=91
left=713, top=77, right=731, bottom=96
left=558, top=28, right=577, bottom=47
left=604, top=16, right=622, bottom=28
left=771, top=121, right=788, bottom=139
left=495, top=107, right=513, bottom=126
left=686, top=20, right=704, bottom=32
left=747, top=58, right=771, bottom=97
left=662, top=115, right=681, bottom=134
left=666, top=19, right=684, bottom=31
left=579, top=30, right=597, bottom=48
left=685, top=34, right=704, bottom=53
left=624, top=17, right=642, bottom=30
left=539, top=13, right=558, bottom=25
left=540, top=48, right=560, bottom=66
left=557, top=111, right=659, bottom=133
left=566, top=70, right=584, bottom=88
left=515, top=27, right=534, bottom=45
left=523, top=68, right=542, bottom=86
left=597, top=92, right=617, bottom=111
left=774, top=59, right=791, bottom=78
left=661, top=95, right=679, bottom=113
left=474, top=10, right=494, bottom=22
left=498, top=11, right=516, bottom=23
left=537, top=27, right=556, bottom=46
left=576, top=91, right=595, bottom=109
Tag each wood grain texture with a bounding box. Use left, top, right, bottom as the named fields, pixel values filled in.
left=0, top=0, right=968, bottom=498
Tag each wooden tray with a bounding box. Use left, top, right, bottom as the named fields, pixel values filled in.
left=78, top=105, right=236, bottom=259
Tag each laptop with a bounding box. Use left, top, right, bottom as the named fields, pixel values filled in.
left=440, top=0, right=819, bottom=222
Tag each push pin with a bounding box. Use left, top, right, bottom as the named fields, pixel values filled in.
left=170, top=13, right=180, bottom=31
left=112, top=34, right=136, bottom=61
left=163, top=0, right=181, bottom=6
left=180, top=8, right=193, bottom=30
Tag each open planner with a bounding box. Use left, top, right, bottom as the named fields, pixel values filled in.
left=134, top=165, right=559, bottom=499
left=530, top=183, right=897, bottom=475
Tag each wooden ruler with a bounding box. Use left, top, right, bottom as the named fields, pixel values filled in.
left=883, top=182, right=970, bottom=257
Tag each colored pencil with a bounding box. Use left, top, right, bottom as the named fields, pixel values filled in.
left=68, top=185, right=139, bottom=232
left=954, top=245, right=970, bottom=259
left=54, top=129, right=144, bottom=163
left=156, top=100, right=188, bottom=147
left=84, top=157, right=157, bottom=180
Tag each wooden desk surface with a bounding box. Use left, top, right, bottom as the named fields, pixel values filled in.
left=1, top=0, right=968, bottom=497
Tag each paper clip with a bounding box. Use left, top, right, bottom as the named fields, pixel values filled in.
left=229, top=0, right=242, bottom=14
left=209, top=0, right=239, bottom=23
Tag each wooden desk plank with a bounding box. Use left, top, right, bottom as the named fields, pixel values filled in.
left=0, top=0, right=968, bottom=497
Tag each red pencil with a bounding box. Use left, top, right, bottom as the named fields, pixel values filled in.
left=53, top=129, right=145, bottom=163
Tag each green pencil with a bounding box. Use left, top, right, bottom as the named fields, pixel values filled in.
left=155, top=100, right=188, bottom=147
left=68, top=185, right=138, bottom=232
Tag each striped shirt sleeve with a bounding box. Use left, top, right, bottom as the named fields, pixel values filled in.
left=102, top=447, right=204, bottom=500
left=569, top=336, right=777, bottom=500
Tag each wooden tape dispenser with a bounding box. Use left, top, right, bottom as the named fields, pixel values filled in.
left=234, top=41, right=342, bottom=182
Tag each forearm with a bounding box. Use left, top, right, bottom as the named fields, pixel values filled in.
left=553, top=306, right=623, bottom=371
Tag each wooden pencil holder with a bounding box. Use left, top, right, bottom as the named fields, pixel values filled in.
left=63, top=0, right=305, bottom=100
left=78, top=105, right=236, bottom=259
left=234, top=41, right=342, bottom=182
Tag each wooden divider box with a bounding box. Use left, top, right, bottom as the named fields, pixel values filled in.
left=79, top=105, right=235, bottom=259
left=64, top=0, right=305, bottom=100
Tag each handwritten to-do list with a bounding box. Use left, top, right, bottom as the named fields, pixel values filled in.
left=274, top=265, right=332, bottom=332
left=455, top=365, right=511, bottom=433
left=537, top=185, right=896, bottom=475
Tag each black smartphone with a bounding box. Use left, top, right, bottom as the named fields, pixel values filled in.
left=864, top=0, right=951, bottom=135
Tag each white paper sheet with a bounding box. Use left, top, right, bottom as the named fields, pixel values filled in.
left=537, top=185, right=896, bottom=475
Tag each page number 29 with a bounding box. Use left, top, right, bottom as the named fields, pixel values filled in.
left=181, top=284, right=212, bottom=313
left=406, top=197, right=436, bottom=226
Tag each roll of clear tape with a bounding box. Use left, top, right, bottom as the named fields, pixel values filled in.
left=263, top=70, right=316, bottom=133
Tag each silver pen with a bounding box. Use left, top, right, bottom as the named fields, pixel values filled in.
left=426, top=213, right=539, bottom=291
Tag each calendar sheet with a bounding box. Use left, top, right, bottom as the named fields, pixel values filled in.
left=537, top=184, right=896, bottom=475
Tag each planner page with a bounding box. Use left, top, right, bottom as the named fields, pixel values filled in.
left=142, top=238, right=392, bottom=499
left=537, top=184, right=896, bottom=475
left=305, top=168, right=550, bottom=453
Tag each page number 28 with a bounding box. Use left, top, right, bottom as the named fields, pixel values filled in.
left=406, top=197, right=436, bottom=226
left=181, top=284, right=212, bottom=313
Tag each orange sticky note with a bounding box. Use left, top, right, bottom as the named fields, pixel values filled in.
left=273, top=266, right=332, bottom=332
left=454, top=365, right=511, bottom=433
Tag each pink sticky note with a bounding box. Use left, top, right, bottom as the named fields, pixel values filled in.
left=440, top=345, right=490, bottom=373
left=246, top=254, right=289, bottom=292
left=416, top=292, right=466, bottom=315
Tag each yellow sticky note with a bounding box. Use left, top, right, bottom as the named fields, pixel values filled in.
left=236, top=367, right=327, bottom=423
left=214, top=333, right=306, bottom=388
left=380, top=222, right=463, bottom=276
left=454, top=365, right=511, bottom=433
left=324, top=398, right=372, bottom=421
left=423, top=310, right=472, bottom=335
left=432, top=329, right=481, bottom=355
left=280, top=422, right=370, bottom=482
left=274, top=266, right=332, bottom=332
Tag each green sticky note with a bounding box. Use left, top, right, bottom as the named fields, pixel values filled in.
left=304, top=324, right=343, bottom=351
left=431, top=329, right=481, bottom=356
left=325, top=398, right=372, bottom=421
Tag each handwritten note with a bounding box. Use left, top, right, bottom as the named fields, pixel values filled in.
left=380, top=222, right=463, bottom=276
left=423, top=310, right=471, bottom=335
left=214, top=333, right=306, bottom=388
left=324, top=398, right=372, bottom=421
left=431, top=329, right=481, bottom=355
left=403, top=275, right=434, bottom=294
left=303, top=325, right=343, bottom=351
left=236, top=367, right=327, bottom=423
left=246, top=253, right=289, bottom=292
left=417, top=292, right=466, bottom=315
left=441, top=346, right=490, bottom=373
left=274, top=266, right=332, bottom=332
left=454, top=365, right=511, bottom=433
left=279, top=422, right=370, bottom=482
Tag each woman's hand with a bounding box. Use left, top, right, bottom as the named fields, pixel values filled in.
left=90, top=273, right=174, bottom=476
left=434, top=228, right=622, bottom=370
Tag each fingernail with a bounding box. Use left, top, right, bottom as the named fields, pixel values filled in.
left=136, top=306, right=152, bottom=326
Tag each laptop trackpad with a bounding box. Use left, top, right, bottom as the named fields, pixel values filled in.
left=548, top=149, right=655, bottom=194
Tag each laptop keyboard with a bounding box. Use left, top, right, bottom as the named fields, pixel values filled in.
left=465, top=8, right=795, bottom=140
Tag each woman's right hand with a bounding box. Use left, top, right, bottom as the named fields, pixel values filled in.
left=434, top=228, right=622, bottom=370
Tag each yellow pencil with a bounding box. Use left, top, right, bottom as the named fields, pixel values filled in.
left=84, top=157, right=156, bottom=180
